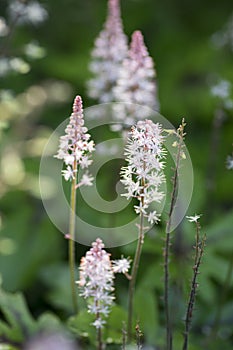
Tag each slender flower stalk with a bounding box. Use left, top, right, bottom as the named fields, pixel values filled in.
left=183, top=215, right=206, bottom=350
left=87, top=0, right=128, bottom=103
left=77, top=238, right=130, bottom=350
left=54, top=95, right=95, bottom=313
left=121, top=120, right=166, bottom=340
left=113, top=30, right=159, bottom=130
left=164, top=119, right=186, bottom=350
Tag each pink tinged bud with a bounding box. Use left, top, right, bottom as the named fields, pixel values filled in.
left=129, top=30, right=149, bottom=62
left=72, top=95, right=83, bottom=114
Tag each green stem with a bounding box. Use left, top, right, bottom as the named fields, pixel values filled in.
left=182, top=234, right=206, bottom=350
left=164, top=120, right=186, bottom=350
left=127, top=211, right=144, bottom=341
left=69, top=159, right=78, bottom=314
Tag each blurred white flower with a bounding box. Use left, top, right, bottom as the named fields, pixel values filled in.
left=210, top=80, right=231, bottom=100
left=226, top=155, right=233, bottom=170
left=8, top=0, right=48, bottom=26
left=211, top=13, right=233, bottom=51
left=24, top=41, right=46, bottom=59
left=112, top=257, right=131, bottom=273
left=0, top=17, right=9, bottom=37
left=10, top=57, right=30, bottom=74
left=87, top=0, right=128, bottom=103
left=113, top=30, right=159, bottom=129
left=25, top=333, right=76, bottom=350
left=0, top=58, right=11, bottom=77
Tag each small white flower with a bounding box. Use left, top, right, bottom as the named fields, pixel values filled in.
left=210, top=80, right=231, bottom=100
left=79, top=173, right=94, bottom=187
left=112, top=258, right=131, bottom=274
left=186, top=214, right=202, bottom=223
left=92, top=318, right=106, bottom=329
left=147, top=211, right=160, bottom=224
left=61, top=166, right=75, bottom=181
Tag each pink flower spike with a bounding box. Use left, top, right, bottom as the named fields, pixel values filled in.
left=87, top=0, right=128, bottom=103
left=113, top=30, right=160, bottom=129
left=54, top=95, right=95, bottom=182
left=77, top=238, right=115, bottom=330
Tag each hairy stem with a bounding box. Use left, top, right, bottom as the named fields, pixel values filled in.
left=122, top=322, right=127, bottom=350
left=164, top=119, right=186, bottom=350
left=69, top=158, right=78, bottom=314
left=128, top=211, right=144, bottom=341
left=97, top=324, right=103, bottom=350
left=182, top=230, right=206, bottom=350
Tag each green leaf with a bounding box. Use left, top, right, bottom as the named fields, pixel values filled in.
left=67, top=309, right=96, bottom=344
left=0, top=288, right=37, bottom=342
left=0, top=288, right=64, bottom=344
left=104, top=305, right=127, bottom=344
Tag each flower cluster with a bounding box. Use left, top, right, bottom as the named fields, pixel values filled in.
left=77, top=239, right=115, bottom=329
left=121, top=120, right=166, bottom=224
left=54, top=95, right=95, bottom=184
left=87, top=0, right=128, bottom=103
left=113, top=31, right=159, bottom=130
left=77, top=238, right=130, bottom=329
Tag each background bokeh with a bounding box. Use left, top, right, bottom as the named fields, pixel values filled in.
left=0, top=0, right=233, bottom=349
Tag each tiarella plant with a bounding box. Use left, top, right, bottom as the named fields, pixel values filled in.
left=120, top=119, right=166, bottom=339
left=87, top=0, right=128, bottom=103
left=55, top=95, right=95, bottom=313
left=113, top=30, right=159, bottom=131
left=77, top=238, right=130, bottom=350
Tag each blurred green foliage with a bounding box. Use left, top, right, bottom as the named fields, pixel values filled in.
left=0, top=0, right=233, bottom=349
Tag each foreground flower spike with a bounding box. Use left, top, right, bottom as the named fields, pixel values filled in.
left=78, top=239, right=115, bottom=327
left=121, top=119, right=166, bottom=223
left=54, top=95, right=94, bottom=314
left=87, top=0, right=128, bottom=103
left=114, top=31, right=159, bottom=129
left=78, top=239, right=114, bottom=350
left=77, top=239, right=130, bottom=349
left=55, top=95, right=95, bottom=186
left=121, top=119, right=166, bottom=340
